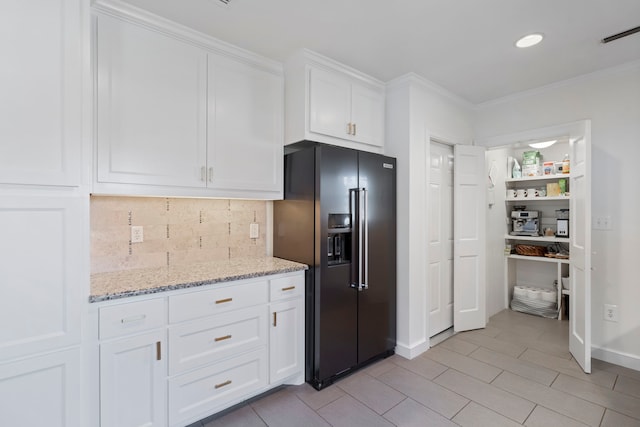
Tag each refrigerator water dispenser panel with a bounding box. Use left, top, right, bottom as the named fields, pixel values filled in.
left=328, top=213, right=352, bottom=265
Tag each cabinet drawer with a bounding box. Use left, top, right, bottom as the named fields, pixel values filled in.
left=269, top=274, right=304, bottom=302
left=169, top=280, right=268, bottom=324
left=168, top=349, right=267, bottom=426
left=99, top=298, right=165, bottom=340
left=168, top=306, right=267, bottom=375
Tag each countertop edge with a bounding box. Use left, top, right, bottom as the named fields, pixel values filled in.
left=89, top=261, right=308, bottom=303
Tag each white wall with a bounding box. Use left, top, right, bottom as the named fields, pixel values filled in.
left=474, top=61, right=640, bottom=368
left=386, top=73, right=474, bottom=358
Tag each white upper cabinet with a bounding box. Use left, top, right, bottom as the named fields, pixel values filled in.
left=207, top=55, right=283, bottom=194
left=93, top=4, right=284, bottom=199
left=96, top=14, right=208, bottom=188
left=286, top=49, right=385, bottom=153
left=0, top=0, right=82, bottom=186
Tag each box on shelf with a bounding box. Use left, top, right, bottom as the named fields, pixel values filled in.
left=547, top=182, right=561, bottom=197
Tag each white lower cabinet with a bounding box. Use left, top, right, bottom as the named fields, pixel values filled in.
left=0, top=349, right=81, bottom=427
left=269, top=299, right=304, bottom=383
left=95, top=271, right=305, bottom=427
left=100, top=330, right=167, bottom=427
left=168, top=349, right=268, bottom=426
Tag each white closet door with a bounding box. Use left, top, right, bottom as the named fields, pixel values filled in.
left=453, top=145, right=486, bottom=332
left=428, top=142, right=454, bottom=337
left=569, top=121, right=592, bottom=373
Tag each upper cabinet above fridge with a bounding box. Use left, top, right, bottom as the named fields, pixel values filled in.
left=284, top=49, right=386, bottom=154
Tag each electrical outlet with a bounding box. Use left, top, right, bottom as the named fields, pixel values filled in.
left=603, top=304, right=619, bottom=322
left=131, top=225, right=144, bottom=243
left=249, top=223, right=259, bottom=239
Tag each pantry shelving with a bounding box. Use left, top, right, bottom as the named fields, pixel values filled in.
left=505, top=156, right=572, bottom=320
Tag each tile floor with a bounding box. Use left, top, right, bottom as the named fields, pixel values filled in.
left=192, top=309, right=640, bottom=427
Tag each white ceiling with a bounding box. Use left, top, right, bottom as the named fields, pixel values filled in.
left=119, top=0, right=640, bottom=104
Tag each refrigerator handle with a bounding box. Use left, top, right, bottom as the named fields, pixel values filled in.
left=362, top=187, right=368, bottom=290
left=349, top=188, right=358, bottom=290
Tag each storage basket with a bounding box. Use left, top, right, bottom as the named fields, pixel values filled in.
left=514, top=244, right=546, bottom=257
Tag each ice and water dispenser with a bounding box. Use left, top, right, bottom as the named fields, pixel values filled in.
left=327, top=213, right=351, bottom=265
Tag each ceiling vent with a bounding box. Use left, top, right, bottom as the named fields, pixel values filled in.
left=601, top=26, right=640, bottom=44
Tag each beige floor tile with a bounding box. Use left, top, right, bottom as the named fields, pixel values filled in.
left=492, top=371, right=604, bottom=426
left=437, top=336, right=479, bottom=356
left=552, top=373, right=640, bottom=420
left=519, top=348, right=616, bottom=388
left=469, top=347, right=558, bottom=386
left=202, top=404, right=266, bottom=427
left=377, top=366, right=469, bottom=418
left=615, top=375, right=640, bottom=399
left=495, top=330, right=571, bottom=359
left=360, top=356, right=399, bottom=378
left=336, top=373, right=406, bottom=414
left=600, top=409, right=640, bottom=427
left=473, top=325, right=503, bottom=337
left=455, top=330, right=527, bottom=358
left=250, top=389, right=330, bottom=427
left=593, top=359, right=640, bottom=382
left=524, top=406, right=589, bottom=427
left=316, top=394, right=394, bottom=427
left=452, top=402, right=523, bottom=427
left=288, top=382, right=345, bottom=410
left=383, top=398, right=458, bottom=427
left=390, top=352, right=448, bottom=379
left=423, top=346, right=502, bottom=383
left=434, top=369, right=535, bottom=424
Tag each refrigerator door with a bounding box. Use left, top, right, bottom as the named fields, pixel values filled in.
left=357, top=152, right=397, bottom=363
left=316, top=145, right=359, bottom=382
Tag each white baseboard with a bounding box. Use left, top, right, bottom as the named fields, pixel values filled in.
left=395, top=339, right=430, bottom=360
left=592, top=345, right=640, bottom=372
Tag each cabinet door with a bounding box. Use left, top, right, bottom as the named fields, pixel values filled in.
left=269, top=299, right=304, bottom=384
left=100, top=330, right=166, bottom=427
left=0, top=349, right=81, bottom=427
left=207, top=55, right=283, bottom=194
left=308, top=67, right=352, bottom=140
left=96, top=14, right=207, bottom=188
left=350, top=83, right=385, bottom=147
left=0, top=0, right=82, bottom=186
left=0, top=195, right=83, bottom=361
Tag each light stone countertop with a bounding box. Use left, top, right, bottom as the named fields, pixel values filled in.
left=90, top=257, right=308, bottom=303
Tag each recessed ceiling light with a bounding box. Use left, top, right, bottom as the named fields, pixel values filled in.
left=529, top=140, right=557, bottom=149
left=516, top=33, right=544, bottom=48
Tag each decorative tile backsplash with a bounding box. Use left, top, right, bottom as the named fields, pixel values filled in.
left=91, top=196, right=268, bottom=274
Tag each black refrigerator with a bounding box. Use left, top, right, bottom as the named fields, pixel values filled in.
left=273, top=141, right=396, bottom=390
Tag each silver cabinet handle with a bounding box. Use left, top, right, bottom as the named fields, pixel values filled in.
left=121, top=314, right=146, bottom=324
left=347, top=123, right=352, bottom=135
left=201, top=166, right=206, bottom=181
left=353, top=123, right=357, bottom=136
left=208, top=167, right=213, bottom=182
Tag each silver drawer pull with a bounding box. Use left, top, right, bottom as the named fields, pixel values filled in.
left=215, top=380, right=232, bottom=389
left=121, top=314, right=146, bottom=324
left=281, top=286, right=296, bottom=291
left=215, top=297, right=233, bottom=304
left=214, top=334, right=232, bottom=342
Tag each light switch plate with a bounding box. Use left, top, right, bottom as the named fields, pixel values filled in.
left=249, top=223, right=259, bottom=239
